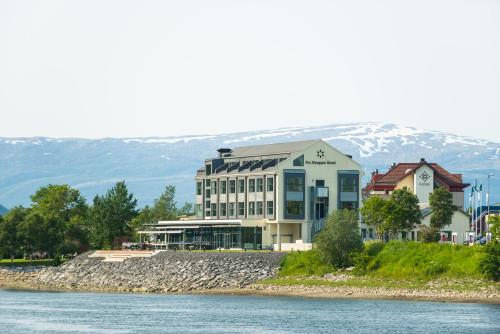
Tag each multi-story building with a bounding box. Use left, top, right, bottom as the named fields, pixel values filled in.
left=140, top=140, right=363, bottom=250
left=363, top=158, right=471, bottom=243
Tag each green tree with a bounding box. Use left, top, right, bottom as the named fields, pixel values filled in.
left=384, top=187, right=422, bottom=238
left=17, top=212, right=45, bottom=258
left=360, top=196, right=387, bottom=240
left=0, top=206, right=28, bottom=259
left=429, top=187, right=457, bottom=230
left=88, top=181, right=138, bottom=249
left=177, top=202, right=194, bottom=216
left=315, top=209, right=363, bottom=268
left=30, top=184, right=89, bottom=256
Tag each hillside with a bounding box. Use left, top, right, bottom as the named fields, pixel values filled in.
left=0, top=122, right=498, bottom=207
left=0, top=204, right=8, bottom=216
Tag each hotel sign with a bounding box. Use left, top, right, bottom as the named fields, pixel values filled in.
left=306, top=149, right=336, bottom=165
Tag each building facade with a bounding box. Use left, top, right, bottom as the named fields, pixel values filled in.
left=137, top=140, right=362, bottom=250
left=363, top=158, right=471, bottom=243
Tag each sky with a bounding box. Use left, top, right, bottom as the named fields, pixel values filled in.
left=1, top=0, right=499, bottom=141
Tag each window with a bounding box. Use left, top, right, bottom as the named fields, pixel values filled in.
left=249, top=202, right=255, bottom=215
left=249, top=179, right=255, bottom=192
left=229, top=203, right=235, bottom=216
left=238, top=202, right=245, bottom=216
left=229, top=180, right=236, bottom=193
left=205, top=179, right=211, bottom=197
left=220, top=180, right=227, bottom=194
left=256, top=201, right=263, bottom=215
left=361, top=228, right=367, bottom=239
left=205, top=201, right=211, bottom=209
left=238, top=179, right=245, bottom=193
left=369, top=228, right=374, bottom=239
left=211, top=203, right=217, bottom=217
left=293, top=155, right=304, bottom=166
left=267, top=177, right=274, bottom=192
left=256, top=178, right=263, bottom=192
left=196, top=204, right=203, bottom=216
left=267, top=201, right=274, bottom=215
left=340, top=174, right=357, bottom=192
left=196, top=182, right=202, bottom=196
left=286, top=201, right=304, bottom=217
left=286, top=175, right=304, bottom=192
left=220, top=203, right=227, bottom=216
left=205, top=164, right=211, bottom=176
left=316, top=180, right=325, bottom=187
left=285, top=172, right=305, bottom=219
left=211, top=180, right=217, bottom=194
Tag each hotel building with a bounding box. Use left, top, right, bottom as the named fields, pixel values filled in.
left=140, top=140, right=363, bottom=250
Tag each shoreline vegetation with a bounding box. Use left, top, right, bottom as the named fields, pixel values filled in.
left=1, top=241, right=498, bottom=304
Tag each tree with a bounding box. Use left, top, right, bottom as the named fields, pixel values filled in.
left=30, top=184, right=89, bottom=256
left=88, top=181, right=138, bottom=249
left=0, top=207, right=28, bottom=259
left=429, top=187, right=457, bottom=230
left=315, top=209, right=363, bottom=268
left=178, top=202, right=194, bottom=217
left=383, top=187, right=422, bottom=238
left=360, top=196, right=388, bottom=240
left=17, top=212, right=45, bottom=258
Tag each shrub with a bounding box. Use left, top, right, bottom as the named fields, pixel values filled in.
left=315, top=210, right=363, bottom=268
left=479, top=242, right=500, bottom=281
left=418, top=225, right=439, bottom=243
left=364, top=241, right=385, bottom=257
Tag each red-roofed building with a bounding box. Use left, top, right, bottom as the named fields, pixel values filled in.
left=362, top=158, right=472, bottom=244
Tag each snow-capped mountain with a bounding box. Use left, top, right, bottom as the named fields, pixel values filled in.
left=1, top=122, right=498, bottom=208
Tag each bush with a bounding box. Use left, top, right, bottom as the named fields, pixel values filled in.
left=418, top=225, right=439, bottom=243
left=315, top=210, right=363, bottom=268
left=365, top=241, right=385, bottom=257
left=479, top=242, right=500, bottom=281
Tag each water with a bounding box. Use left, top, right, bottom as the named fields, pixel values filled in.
left=0, top=289, right=498, bottom=334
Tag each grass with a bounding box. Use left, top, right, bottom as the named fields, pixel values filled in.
left=367, top=241, right=485, bottom=281
left=278, top=249, right=334, bottom=277
left=259, top=241, right=497, bottom=291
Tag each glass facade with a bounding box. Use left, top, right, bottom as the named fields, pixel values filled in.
left=338, top=172, right=359, bottom=210
left=284, top=171, right=305, bottom=219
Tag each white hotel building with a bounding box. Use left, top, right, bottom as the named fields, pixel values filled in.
left=142, top=140, right=361, bottom=250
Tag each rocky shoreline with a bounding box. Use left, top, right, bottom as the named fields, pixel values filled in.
left=1, top=251, right=499, bottom=304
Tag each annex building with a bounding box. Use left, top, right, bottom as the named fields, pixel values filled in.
left=363, top=158, right=471, bottom=243
left=140, top=140, right=363, bottom=250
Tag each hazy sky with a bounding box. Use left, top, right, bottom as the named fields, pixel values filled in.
left=1, top=0, right=499, bottom=141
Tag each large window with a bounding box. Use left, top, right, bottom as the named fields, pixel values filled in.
left=286, top=175, right=304, bottom=192
left=256, top=178, right=263, bottom=192
left=249, top=179, right=255, bottom=192
left=267, top=201, right=274, bottom=215
left=286, top=201, right=304, bottom=217
left=256, top=201, right=263, bottom=215
left=249, top=202, right=255, bottom=215
left=338, top=172, right=359, bottom=210
left=229, top=180, right=236, bottom=193
left=220, top=180, right=227, bottom=194
left=220, top=203, right=227, bottom=217
left=196, top=204, right=203, bottom=216
left=211, top=203, right=217, bottom=217
left=196, top=182, right=202, bottom=196
left=238, top=179, right=245, bottom=193
left=238, top=202, right=245, bottom=216
left=229, top=203, right=235, bottom=216
left=284, top=172, right=305, bottom=219
left=267, top=177, right=274, bottom=192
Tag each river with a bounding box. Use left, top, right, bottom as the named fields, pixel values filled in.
left=0, top=289, right=498, bottom=333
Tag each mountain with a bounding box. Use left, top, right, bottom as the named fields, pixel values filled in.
left=0, top=122, right=498, bottom=208
left=0, top=204, right=8, bottom=216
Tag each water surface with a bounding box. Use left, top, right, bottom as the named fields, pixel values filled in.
left=0, top=289, right=498, bottom=333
